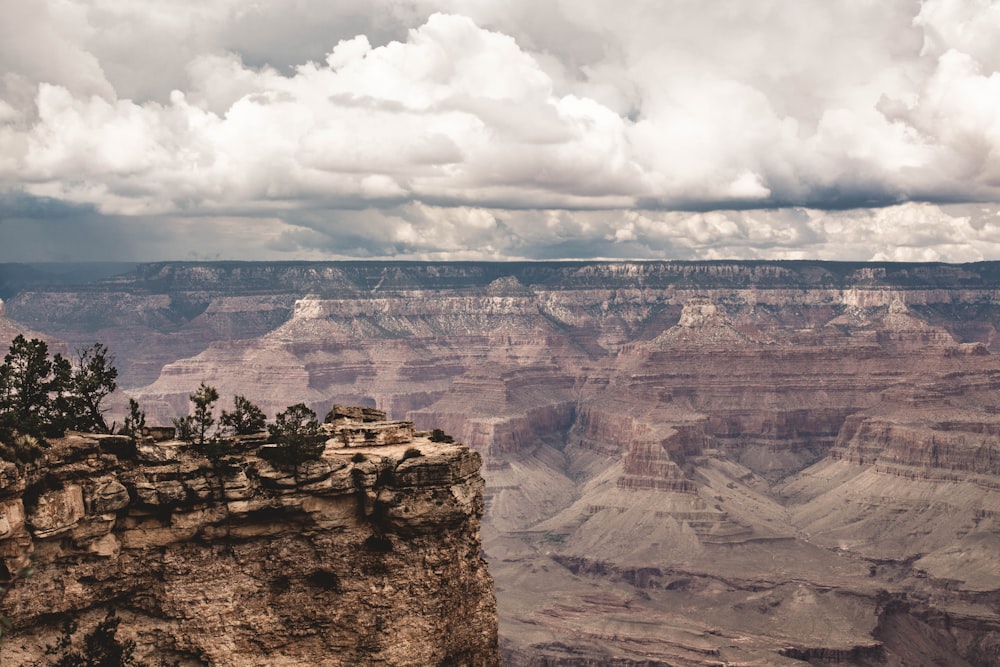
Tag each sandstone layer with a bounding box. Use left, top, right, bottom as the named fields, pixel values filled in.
left=0, top=421, right=500, bottom=666
left=7, top=260, right=1000, bottom=665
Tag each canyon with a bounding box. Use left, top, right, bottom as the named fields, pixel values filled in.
left=4, top=260, right=1000, bottom=665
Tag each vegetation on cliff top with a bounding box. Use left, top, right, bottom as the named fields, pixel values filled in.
left=0, top=338, right=336, bottom=661
left=170, top=384, right=325, bottom=468
left=0, top=336, right=117, bottom=453
left=0, top=336, right=326, bottom=469
left=261, top=403, right=324, bottom=467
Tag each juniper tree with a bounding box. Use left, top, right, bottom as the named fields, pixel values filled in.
left=0, top=337, right=119, bottom=441
left=0, top=335, right=58, bottom=437
left=262, top=403, right=325, bottom=467
left=121, top=398, right=146, bottom=441
left=70, top=343, right=118, bottom=434
left=219, top=395, right=266, bottom=436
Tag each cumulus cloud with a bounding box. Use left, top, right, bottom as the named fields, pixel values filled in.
left=3, top=0, right=1000, bottom=261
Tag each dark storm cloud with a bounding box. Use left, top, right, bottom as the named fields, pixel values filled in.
left=0, top=192, right=97, bottom=220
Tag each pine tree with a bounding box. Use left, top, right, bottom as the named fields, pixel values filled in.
left=172, top=383, right=219, bottom=445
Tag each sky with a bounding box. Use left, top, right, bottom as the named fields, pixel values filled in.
left=1, top=0, right=1000, bottom=263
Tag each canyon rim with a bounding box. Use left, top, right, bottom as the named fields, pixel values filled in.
left=2, top=259, right=1000, bottom=665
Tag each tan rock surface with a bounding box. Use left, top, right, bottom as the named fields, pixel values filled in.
left=0, top=427, right=500, bottom=666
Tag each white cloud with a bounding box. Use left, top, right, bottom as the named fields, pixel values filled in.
left=915, top=0, right=1000, bottom=71
left=3, top=12, right=650, bottom=216
left=3, top=1, right=1000, bottom=261
left=0, top=1, right=114, bottom=102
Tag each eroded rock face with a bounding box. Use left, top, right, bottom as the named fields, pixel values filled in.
left=9, top=260, right=1000, bottom=665
left=25, top=484, right=85, bottom=539
left=0, top=428, right=500, bottom=667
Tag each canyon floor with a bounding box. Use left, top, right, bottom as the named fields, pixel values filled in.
left=5, top=260, right=1000, bottom=665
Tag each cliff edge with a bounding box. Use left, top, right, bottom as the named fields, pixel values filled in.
left=0, top=414, right=501, bottom=666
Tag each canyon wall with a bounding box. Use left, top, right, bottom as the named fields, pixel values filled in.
left=6, top=260, right=1000, bottom=665
left=0, top=425, right=500, bottom=666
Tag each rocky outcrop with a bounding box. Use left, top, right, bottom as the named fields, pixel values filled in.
left=0, top=419, right=500, bottom=666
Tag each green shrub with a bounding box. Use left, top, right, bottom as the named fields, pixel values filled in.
left=45, top=608, right=148, bottom=666
left=202, top=439, right=233, bottom=463
left=220, top=395, right=266, bottom=436
left=13, top=433, right=43, bottom=462
left=261, top=403, right=325, bottom=468
left=121, top=398, right=146, bottom=442
left=428, top=428, right=454, bottom=443
left=0, top=433, right=45, bottom=464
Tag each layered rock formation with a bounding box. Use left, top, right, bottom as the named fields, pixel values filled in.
left=7, top=260, right=1000, bottom=665
left=0, top=298, right=61, bottom=356
left=0, top=415, right=500, bottom=666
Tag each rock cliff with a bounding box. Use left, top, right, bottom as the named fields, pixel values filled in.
left=7, top=260, right=1000, bottom=665
left=0, top=416, right=500, bottom=666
